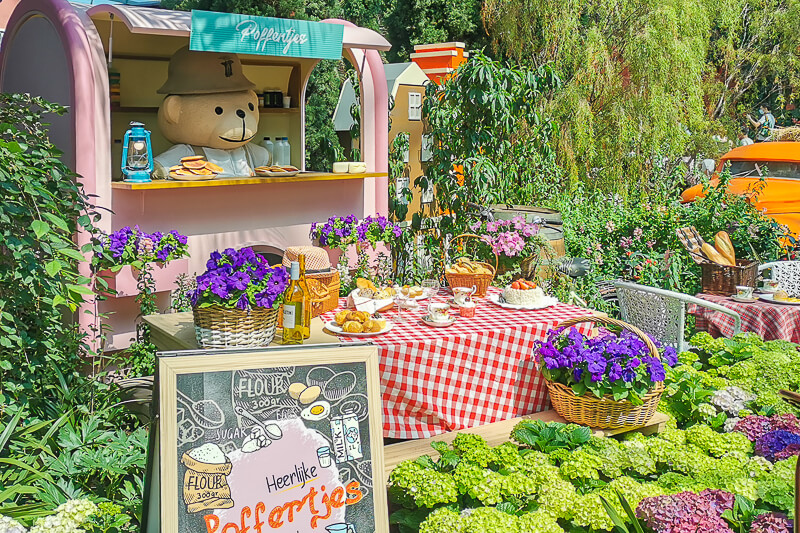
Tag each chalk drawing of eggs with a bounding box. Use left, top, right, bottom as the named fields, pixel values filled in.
left=301, top=400, right=331, bottom=421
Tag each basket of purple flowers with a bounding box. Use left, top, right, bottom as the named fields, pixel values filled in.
left=536, top=315, right=678, bottom=429
left=191, top=248, right=289, bottom=348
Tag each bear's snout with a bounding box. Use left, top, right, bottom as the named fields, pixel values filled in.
left=236, top=109, right=246, bottom=118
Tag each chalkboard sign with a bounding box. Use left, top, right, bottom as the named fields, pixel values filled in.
left=156, top=345, right=388, bottom=533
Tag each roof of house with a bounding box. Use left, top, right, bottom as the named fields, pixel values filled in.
left=333, top=61, right=428, bottom=132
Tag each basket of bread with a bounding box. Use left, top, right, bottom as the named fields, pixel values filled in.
left=445, top=234, right=498, bottom=298
left=327, top=309, right=391, bottom=336
left=169, top=156, right=223, bottom=181
left=347, top=278, right=397, bottom=314
left=676, top=226, right=757, bottom=296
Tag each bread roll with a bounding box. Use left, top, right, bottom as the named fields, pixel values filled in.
left=701, top=243, right=733, bottom=266
left=714, top=231, right=736, bottom=265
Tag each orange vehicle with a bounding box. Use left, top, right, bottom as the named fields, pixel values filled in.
left=681, top=141, right=800, bottom=238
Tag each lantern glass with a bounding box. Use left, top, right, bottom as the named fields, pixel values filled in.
left=126, top=140, right=150, bottom=170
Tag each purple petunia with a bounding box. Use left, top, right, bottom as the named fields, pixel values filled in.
left=192, top=247, right=289, bottom=311
left=534, top=324, right=676, bottom=401
left=94, top=226, right=188, bottom=270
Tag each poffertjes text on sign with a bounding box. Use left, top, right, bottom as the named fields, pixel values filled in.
left=157, top=345, right=388, bottom=533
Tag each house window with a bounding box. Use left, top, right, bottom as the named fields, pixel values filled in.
left=421, top=134, right=432, bottom=162
left=420, top=176, right=434, bottom=204
left=408, top=92, right=422, bottom=121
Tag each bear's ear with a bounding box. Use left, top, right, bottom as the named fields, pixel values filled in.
left=161, top=96, right=182, bottom=125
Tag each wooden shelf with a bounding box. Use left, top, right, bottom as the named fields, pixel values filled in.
left=110, top=105, right=299, bottom=114
left=111, top=171, right=387, bottom=190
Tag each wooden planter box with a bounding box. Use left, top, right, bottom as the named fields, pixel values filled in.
left=97, top=259, right=189, bottom=298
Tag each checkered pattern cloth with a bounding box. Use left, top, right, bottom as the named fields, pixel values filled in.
left=689, top=293, right=800, bottom=343
left=320, top=287, right=595, bottom=439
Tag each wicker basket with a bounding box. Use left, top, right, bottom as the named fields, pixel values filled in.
left=701, top=259, right=757, bottom=296
left=193, top=305, right=279, bottom=348
left=282, top=246, right=340, bottom=316
left=542, top=316, right=665, bottom=429
left=445, top=233, right=498, bottom=298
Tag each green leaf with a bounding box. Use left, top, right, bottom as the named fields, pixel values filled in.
left=66, top=284, right=94, bottom=296
left=599, top=494, right=630, bottom=533
left=45, top=260, right=62, bottom=277
left=42, top=212, right=70, bottom=232
left=56, top=247, right=86, bottom=262
left=31, top=219, right=49, bottom=239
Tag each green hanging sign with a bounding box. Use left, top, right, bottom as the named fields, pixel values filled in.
left=190, top=10, right=344, bottom=60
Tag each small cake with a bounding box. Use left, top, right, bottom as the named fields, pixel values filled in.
left=503, top=280, right=547, bottom=306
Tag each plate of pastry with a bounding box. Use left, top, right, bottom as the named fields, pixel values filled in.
left=488, top=280, right=559, bottom=310
left=254, top=165, right=300, bottom=177
left=758, top=291, right=800, bottom=306
left=327, top=309, right=393, bottom=337
left=347, top=278, right=396, bottom=313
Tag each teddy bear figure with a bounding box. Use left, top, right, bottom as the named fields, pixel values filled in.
left=152, top=46, right=270, bottom=179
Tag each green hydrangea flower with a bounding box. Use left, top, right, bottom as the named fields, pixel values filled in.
left=389, top=460, right=459, bottom=508
left=517, top=510, right=565, bottom=533
left=559, top=450, right=603, bottom=480
left=419, top=507, right=463, bottom=533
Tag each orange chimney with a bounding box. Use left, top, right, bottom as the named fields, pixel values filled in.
left=411, top=42, right=468, bottom=85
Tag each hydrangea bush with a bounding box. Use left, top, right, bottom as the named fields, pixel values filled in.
left=536, top=327, right=678, bottom=403
left=191, top=247, right=289, bottom=311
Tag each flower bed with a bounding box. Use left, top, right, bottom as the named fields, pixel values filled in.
left=388, top=332, right=800, bottom=533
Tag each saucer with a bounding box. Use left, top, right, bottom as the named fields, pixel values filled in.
left=731, top=295, right=757, bottom=303
left=420, top=314, right=457, bottom=327
left=448, top=298, right=474, bottom=308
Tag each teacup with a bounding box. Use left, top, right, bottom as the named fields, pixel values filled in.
left=427, top=303, right=451, bottom=322
left=735, top=285, right=754, bottom=299
left=763, top=280, right=781, bottom=293
left=452, top=285, right=477, bottom=306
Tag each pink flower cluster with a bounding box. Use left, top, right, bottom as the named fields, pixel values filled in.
left=636, top=490, right=735, bottom=533
left=470, top=216, right=540, bottom=258
left=733, top=414, right=800, bottom=442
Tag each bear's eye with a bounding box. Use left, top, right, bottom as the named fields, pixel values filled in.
left=215, top=107, right=223, bottom=115
left=248, top=103, right=255, bottom=111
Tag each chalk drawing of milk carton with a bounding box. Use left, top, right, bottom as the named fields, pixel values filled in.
left=330, top=413, right=363, bottom=463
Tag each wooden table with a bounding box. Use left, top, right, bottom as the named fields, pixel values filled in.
left=143, top=313, right=337, bottom=351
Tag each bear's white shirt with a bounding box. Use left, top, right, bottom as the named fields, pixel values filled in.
left=155, top=143, right=270, bottom=178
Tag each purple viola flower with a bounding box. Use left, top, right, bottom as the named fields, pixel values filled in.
left=608, top=362, right=623, bottom=381
left=663, top=346, right=678, bottom=366
left=156, top=248, right=170, bottom=261
left=573, top=368, right=584, bottom=381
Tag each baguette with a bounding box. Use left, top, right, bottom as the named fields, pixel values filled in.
left=714, top=231, right=736, bottom=265
left=701, top=242, right=733, bottom=266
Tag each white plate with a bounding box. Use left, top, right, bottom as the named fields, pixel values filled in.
left=758, top=294, right=800, bottom=306
left=487, top=292, right=558, bottom=310
left=326, top=320, right=393, bottom=336
left=255, top=169, right=300, bottom=177
left=730, top=295, right=758, bottom=303
left=420, top=315, right=457, bottom=327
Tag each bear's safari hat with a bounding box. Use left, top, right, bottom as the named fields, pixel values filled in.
left=157, top=46, right=257, bottom=95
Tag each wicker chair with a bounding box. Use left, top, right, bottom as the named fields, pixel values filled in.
left=758, top=260, right=800, bottom=297
left=612, top=281, right=742, bottom=352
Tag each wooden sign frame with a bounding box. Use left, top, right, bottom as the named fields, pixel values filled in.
left=154, top=344, right=388, bottom=533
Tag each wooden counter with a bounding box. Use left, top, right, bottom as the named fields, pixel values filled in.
left=112, top=171, right=387, bottom=190
left=143, top=312, right=337, bottom=351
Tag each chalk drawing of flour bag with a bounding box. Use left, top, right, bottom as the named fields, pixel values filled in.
left=330, top=413, right=362, bottom=463
left=181, top=443, right=234, bottom=513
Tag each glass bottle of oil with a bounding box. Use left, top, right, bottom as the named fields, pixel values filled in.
left=282, top=261, right=307, bottom=344
left=297, top=254, right=312, bottom=339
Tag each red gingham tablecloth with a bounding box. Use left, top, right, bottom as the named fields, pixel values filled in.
left=320, top=287, right=595, bottom=439
left=688, top=293, right=800, bottom=343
